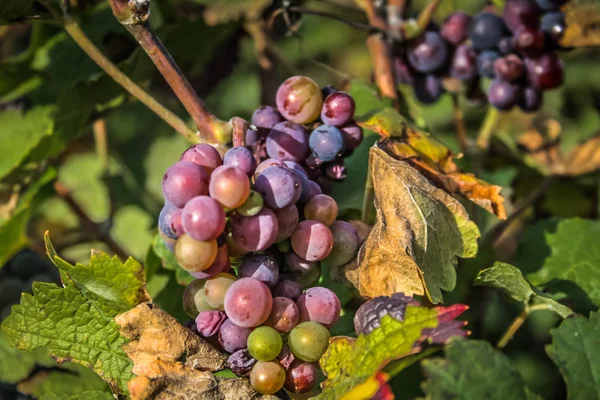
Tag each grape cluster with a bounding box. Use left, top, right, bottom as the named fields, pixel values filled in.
left=393, top=0, right=569, bottom=112
left=158, top=135, right=364, bottom=394
left=245, top=76, right=363, bottom=192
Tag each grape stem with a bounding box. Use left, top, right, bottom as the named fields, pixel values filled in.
left=107, top=0, right=232, bottom=145
left=93, top=119, right=108, bottom=172
left=286, top=6, right=387, bottom=35
left=451, top=94, right=469, bottom=154
left=231, top=117, right=249, bottom=148
left=496, top=303, right=553, bottom=349
left=476, top=107, right=502, bottom=149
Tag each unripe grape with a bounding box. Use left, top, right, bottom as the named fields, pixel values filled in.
left=247, top=326, right=283, bottom=361
left=183, top=279, right=216, bottom=318
left=191, top=245, right=230, bottom=279
left=180, top=143, right=222, bottom=175
left=326, top=220, right=361, bottom=267
left=237, top=190, right=264, bottom=217
left=175, top=234, right=218, bottom=272
left=250, top=361, right=286, bottom=395
left=209, top=165, right=251, bottom=209
left=304, top=194, right=338, bottom=226
left=276, top=76, right=323, bottom=124
left=288, top=321, right=330, bottom=362
left=204, top=273, right=236, bottom=309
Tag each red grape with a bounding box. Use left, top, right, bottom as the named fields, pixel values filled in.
left=503, top=0, right=542, bottom=32
left=321, top=92, right=355, bottom=127
left=180, top=144, right=222, bottom=175
left=291, top=220, right=334, bottom=261
left=265, top=297, right=300, bottom=333
left=223, top=147, right=257, bottom=178
left=223, top=277, right=273, bottom=327
left=266, top=121, right=309, bottom=162
left=161, top=161, right=209, bottom=207
left=276, top=76, right=323, bottom=124
left=296, top=287, right=341, bottom=329
left=441, top=12, right=472, bottom=45
left=181, top=196, right=226, bottom=241
left=219, top=318, right=253, bottom=353
left=494, top=54, right=525, bottom=81
left=340, top=123, right=363, bottom=153
left=284, top=360, right=317, bottom=393
left=525, top=53, right=564, bottom=90
left=231, top=208, right=279, bottom=252
left=450, top=44, right=478, bottom=81
left=513, top=26, right=546, bottom=56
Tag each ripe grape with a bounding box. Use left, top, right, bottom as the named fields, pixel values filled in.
left=223, top=147, right=257, bottom=178
left=274, top=205, right=299, bottom=243
left=180, top=144, right=223, bottom=175
left=273, top=278, right=303, bottom=300
left=309, top=125, right=345, bottom=162
left=183, top=279, right=216, bottom=318
left=223, top=278, right=273, bottom=327
left=292, top=169, right=312, bottom=204
left=513, top=26, right=546, bottom=56
left=450, top=44, right=478, bottom=81
left=175, top=234, right=218, bottom=272
left=288, top=321, right=330, bottom=362
left=254, top=166, right=302, bottom=209
left=181, top=196, right=226, bottom=241
left=525, top=53, right=564, bottom=90
left=195, top=310, right=227, bottom=337
left=519, top=86, right=543, bottom=112
left=320, top=92, right=355, bottom=127
left=191, top=245, right=230, bottom=279
left=393, top=56, right=416, bottom=85
left=247, top=326, right=283, bottom=361
left=285, top=251, right=319, bottom=275
left=349, top=220, right=372, bottom=242
left=304, top=194, right=338, bottom=226
left=254, top=159, right=285, bottom=179
left=307, top=180, right=323, bottom=199
left=265, top=297, right=300, bottom=333
left=440, top=12, right=472, bottom=45
left=340, top=123, right=363, bottom=153
left=266, top=121, right=309, bottom=162
left=407, top=31, right=449, bottom=73
left=536, top=0, right=566, bottom=11
left=161, top=162, right=209, bottom=207
left=282, top=161, right=308, bottom=178
left=204, top=273, right=236, bottom=309
left=219, top=319, right=254, bottom=353
left=296, top=287, right=341, bottom=329
left=494, top=54, right=525, bottom=81
left=230, top=208, right=279, bottom=252
left=476, top=51, right=500, bottom=78
left=291, top=220, right=334, bottom=262
left=250, top=361, right=286, bottom=395
left=158, top=203, right=183, bottom=239
left=285, top=360, right=317, bottom=393
left=469, top=12, right=507, bottom=50
left=414, top=74, right=444, bottom=104
left=209, top=165, right=251, bottom=209
left=498, top=36, right=516, bottom=54
left=276, top=76, right=323, bottom=124
left=228, top=349, right=256, bottom=376
left=252, top=105, right=284, bottom=129
left=541, top=12, right=566, bottom=42
left=488, top=79, right=522, bottom=110
left=326, top=220, right=361, bottom=267
left=504, top=0, right=542, bottom=32
left=238, top=254, right=280, bottom=288
left=225, top=232, right=248, bottom=258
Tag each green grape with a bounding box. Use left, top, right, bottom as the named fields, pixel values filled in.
left=250, top=361, right=286, bottom=395
left=182, top=279, right=216, bottom=318
left=237, top=190, right=264, bottom=217
left=247, top=326, right=283, bottom=361
left=288, top=322, right=330, bottom=362
left=204, top=273, right=236, bottom=309
left=277, top=240, right=291, bottom=253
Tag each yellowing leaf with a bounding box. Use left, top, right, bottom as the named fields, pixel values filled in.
left=560, top=0, right=600, bottom=48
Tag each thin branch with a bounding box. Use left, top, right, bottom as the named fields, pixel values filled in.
left=497, top=304, right=552, bottom=349
left=93, top=119, right=108, bottom=171
left=451, top=94, right=469, bottom=154
left=231, top=117, right=249, bottom=148
left=287, top=6, right=387, bottom=35
left=362, top=149, right=375, bottom=224
left=417, top=0, right=442, bottom=31
left=476, top=107, right=502, bottom=149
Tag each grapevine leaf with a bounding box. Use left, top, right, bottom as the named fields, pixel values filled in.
left=475, top=262, right=573, bottom=318
left=547, top=312, right=600, bottom=400
left=45, top=232, right=151, bottom=315
left=345, top=145, right=480, bottom=302
left=421, top=339, right=538, bottom=400
left=0, top=331, right=54, bottom=384
left=315, top=303, right=468, bottom=399
left=560, top=0, right=600, bottom=48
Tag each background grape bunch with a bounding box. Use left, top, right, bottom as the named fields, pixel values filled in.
left=157, top=77, right=368, bottom=395
left=393, top=0, right=569, bottom=111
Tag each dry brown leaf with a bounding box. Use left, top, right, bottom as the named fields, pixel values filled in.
left=560, top=0, right=600, bottom=48
left=115, top=303, right=227, bottom=376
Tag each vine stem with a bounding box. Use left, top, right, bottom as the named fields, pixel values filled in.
left=451, top=94, right=468, bottom=154
left=476, top=107, right=502, bottom=149
left=62, top=20, right=198, bottom=143
left=497, top=304, right=552, bottom=349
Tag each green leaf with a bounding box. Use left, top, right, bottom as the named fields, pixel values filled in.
left=0, top=330, right=54, bottom=384
left=421, top=339, right=538, bottom=400
left=0, top=0, right=33, bottom=22
left=475, top=262, right=573, bottom=318
left=547, top=312, right=600, bottom=400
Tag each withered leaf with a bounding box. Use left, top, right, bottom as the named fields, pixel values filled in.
left=115, top=303, right=227, bottom=376
left=346, top=145, right=480, bottom=303
left=560, top=0, right=600, bottom=48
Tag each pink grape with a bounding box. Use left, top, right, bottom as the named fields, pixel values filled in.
left=230, top=208, right=279, bottom=252
left=161, top=161, right=209, bottom=207
left=238, top=254, right=280, bottom=288
left=265, top=297, right=300, bottom=333
left=219, top=319, right=253, bottom=353
left=254, top=166, right=302, bottom=210
left=252, top=106, right=284, bottom=129
left=158, top=203, right=184, bottom=239
left=304, top=194, right=338, bottom=226
left=209, top=165, right=251, bottom=209
left=296, top=287, right=341, bottom=328
left=180, top=143, right=222, bottom=175
left=181, top=196, right=226, bottom=241
left=283, top=161, right=308, bottom=178
left=276, top=76, right=323, bottom=124
left=266, top=121, right=309, bottom=162
left=175, top=234, right=218, bottom=272
left=223, top=147, right=257, bottom=177
left=274, top=205, right=299, bottom=243
left=320, top=92, right=355, bottom=126
left=191, top=245, right=230, bottom=279
left=291, top=220, right=334, bottom=261
left=307, top=181, right=322, bottom=199
left=223, top=278, right=273, bottom=327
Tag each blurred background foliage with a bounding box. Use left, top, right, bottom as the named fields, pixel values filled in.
left=0, top=0, right=599, bottom=398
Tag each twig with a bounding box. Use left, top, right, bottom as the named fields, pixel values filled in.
left=54, top=181, right=129, bottom=260
left=451, top=94, right=469, bottom=154
left=417, top=0, right=441, bottom=31
left=231, top=117, right=249, bottom=148
left=107, top=0, right=231, bottom=144
left=497, top=304, right=552, bottom=349
left=287, top=6, right=387, bottom=35
left=93, top=119, right=108, bottom=171
left=387, top=0, right=409, bottom=39
left=476, top=107, right=502, bottom=149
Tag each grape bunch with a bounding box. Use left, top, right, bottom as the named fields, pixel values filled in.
left=158, top=137, right=364, bottom=394
left=393, top=0, right=569, bottom=112
left=245, top=76, right=363, bottom=192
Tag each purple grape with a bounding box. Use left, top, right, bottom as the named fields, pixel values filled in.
left=309, top=125, right=345, bottom=162
left=228, top=349, right=257, bottom=375
left=325, top=160, right=346, bottom=180
left=223, top=147, right=257, bottom=177
left=476, top=51, right=500, bottom=78
left=223, top=278, right=273, bottom=328
left=393, top=56, right=417, bottom=85
left=238, top=254, right=280, bottom=288
left=292, top=169, right=311, bottom=204
left=504, top=0, right=542, bottom=32
left=273, top=278, right=303, bottom=300
left=180, top=144, right=223, bottom=175
left=498, top=36, right=516, bottom=54
left=541, top=12, right=566, bottom=42
left=274, top=205, right=299, bottom=243
left=158, top=203, right=183, bottom=239
left=285, top=360, right=317, bottom=393
left=219, top=319, right=254, bottom=353
left=440, top=12, right=472, bottom=45
left=276, top=76, right=323, bottom=124
left=265, top=297, right=300, bottom=333
left=407, top=31, right=450, bottom=73
left=296, top=287, right=341, bottom=329
left=525, top=53, right=564, bottom=90
left=450, top=44, right=478, bottom=81
left=291, top=220, right=334, bottom=262
left=488, top=79, right=522, bottom=110
left=285, top=251, right=319, bottom=276
left=254, top=166, right=302, bottom=209
left=277, top=346, right=295, bottom=369
left=254, top=159, right=285, bottom=179
left=266, top=121, right=309, bottom=162
left=340, top=123, right=363, bottom=153
left=162, top=161, right=209, bottom=207
left=414, top=74, right=444, bottom=104
left=519, top=86, right=543, bottom=112
left=182, top=196, right=226, bottom=241
left=252, top=106, right=284, bottom=129
left=283, top=161, right=308, bottom=177
left=514, top=26, right=546, bottom=56
left=231, top=208, right=279, bottom=252
left=320, top=92, right=355, bottom=127
left=536, top=0, right=567, bottom=11
left=191, top=245, right=230, bottom=279
left=494, top=54, right=525, bottom=81
left=307, top=181, right=322, bottom=199
left=195, top=310, right=227, bottom=337
left=326, top=220, right=361, bottom=267
left=469, top=12, right=508, bottom=50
